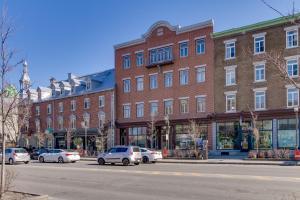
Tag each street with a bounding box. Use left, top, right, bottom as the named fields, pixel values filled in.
left=6, top=161, right=300, bottom=200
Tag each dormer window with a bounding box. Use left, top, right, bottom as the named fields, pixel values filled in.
left=52, top=89, right=56, bottom=97
left=71, top=86, right=75, bottom=94
left=60, top=87, right=64, bottom=95
left=86, top=80, right=91, bottom=90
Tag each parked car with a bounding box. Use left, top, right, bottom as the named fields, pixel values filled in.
left=0, top=148, right=30, bottom=165
left=97, top=146, right=142, bottom=166
left=140, top=148, right=162, bottom=163
left=38, top=149, right=80, bottom=163
left=30, top=148, right=50, bottom=160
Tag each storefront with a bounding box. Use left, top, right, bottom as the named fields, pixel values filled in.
left=216, top=122, right=240, bottom=150
left=277, top=118, right=297, bottom=148
left=128, top=127, right=147, bottom=147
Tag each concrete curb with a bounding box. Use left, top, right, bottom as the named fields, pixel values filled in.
left=9, top=191, right=48, bottom=200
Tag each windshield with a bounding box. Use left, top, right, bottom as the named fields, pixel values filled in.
left=15, top=149, right=27, bottom=153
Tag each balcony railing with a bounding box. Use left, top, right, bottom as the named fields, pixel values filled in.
left=146, top=55, right=174, bottom=68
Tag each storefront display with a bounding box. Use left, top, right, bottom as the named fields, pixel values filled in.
left=278, top=119, right=296, bottom=148
left=217, top=122, right=240, bottom=150
left=128, top=127, right=147, bottom=147
left=256, top=120, right=272, bottom=149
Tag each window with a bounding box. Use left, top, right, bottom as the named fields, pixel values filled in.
left=98, top=111, right=105, bottom=128
left=254, top=36, right=265, bottom=54
left=122, top=55, right=130, bottom=69
left=287, top=59, right=298, bottom=77
left=150, top=102, right=158, bottom=116
left=86, top=80, right=91, bottom=90
left=52, top=89, right=56, bottom=97
left=60, top=87, right=64, bottom=95
left=255, top=64, right=265, bottom=82
left=149, top=74, right=158, bottom=89
left=136, top=52, right=144, bottom=67
left=136, top=77, right=144, bottom=91
left=149, top=46, right=172, bottom=65
left=180, top=99, right=189, bottom=114
left=255, top=91, right=266, bottom=110
left=287, top=88, right=299, bottom=107
left=71, top=100, right=76, bottom=111
left=128, top=127, right=147, bottom=147
left=278, top=119, right=297, bottom=148
left=255, top=120, right=273, bottom=149
left=71, top=86, right=75, bottom=94
left=99, top=96, right=105, bottom=108
left=47, top=104, right=52, bottom=114
left=123, top=79, right=131, bottom=93
left=196, top=96, right=206, bottom=112
left=164, top=100, right=173, bottom=115
left=196, top=66, right=205, bottom=83
left=47, top=117, right=52, bottom=129
left=217, top=122, right=240, bottom=150
left=286, top=29, right=298, bottom=48
left=179, top=42, right=188, bottom=57
left=196, top=38, right=205, bottom=54
left=225, top=67, right=236, bottom=86
left=179, top=69, right=189, bottom=85
left=35, top=106, right=40, bottom=116
left=136, top=103, right=144, bottom=118
left=83, top=113, right=90, bottom=128
left=123, top=105, right=131, bottom=118
left=58, top=116, right=64, bottom=130
left=84, top=98, right=90, bottom=109
left=164, top=72, right=173, bottom=88
left=225, top=41, right=235, bottom=59
left=58, top=102, right=63, bottom=113
left=226, top=93, right=236, bottom=112
left=35, top=119, right=40, bottom=133
left=70, top=115, right=76, bottom=129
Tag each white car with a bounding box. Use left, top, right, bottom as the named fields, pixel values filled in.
left=140, top=148, right=162, bottom=163
left=38, top=149, right=80, bottom=163
left=0, top=148, right=30, bottom=165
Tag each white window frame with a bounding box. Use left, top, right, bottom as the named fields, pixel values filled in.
left=196, top=38, right=205, bottom=54
left=35, top=106, right=40, bottom=116
left=86, top=80, right=91, bottom=90
left=71, top=100, right=76, bottom=111
left=136, top=76, right=144, bottom=91
left=58, top=116, right=64, bottom=130
left=287, top=87, right=299, bottom=108
left=225, top=91, right=237, bottom=113
left=285, top=26, right=299, bottom=49
left=253, top=88, right=267, bottom=111
left=179, top=69, right=189, bottom=85
left=150, top=101, right=158, bottom=116
left=195, top=65, right=206, bottom=83
left=179, top=41, right=188, bottom=57
left=164, top=99, right=173, bottom=115
left=58, top=102, right=63, bottom=113
left=136, top=102, right=144, bottom=118
left=123, top=78, right=131, bottom=93
left=47, top=104, right=52, bottom=115
left=253, top=33, right=266, bottom=54
left=84, top=98, right=90, bottom=109
left=179, top=98, right=189, bottom=114
left=123, top=104, right=131, bottom=119
left=122, top=54, right=131, bottom=69
left=164, top=71, right=173, bottom=88
left=225, top=65, right=237, bottom=86
left=196, top=95, right=206, bottom=113
left=286, top=58, right=299, bottom=77
left=99, top=96, right=105, bottom=108
left=149, top=74, right=158, bottom=89
left=47, top=117, right=52, bottom=129
left=224, top=39, right=236, bottom=60
left=136, top=52, right=144, bottom=67
left=254, top=61, right=266, bottom=82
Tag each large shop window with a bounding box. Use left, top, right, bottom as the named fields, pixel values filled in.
left=175, top=124, right=208, bottom=150
left=278, top=119, right=297, bottom=148
left=217, top=122, right=240, bottom=150
left=256, top=120, right=272, bottom=149
left=128, top=127, right=147, bottom=147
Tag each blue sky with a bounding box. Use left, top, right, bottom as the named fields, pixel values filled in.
left=2, top=0, right=298, bottom=88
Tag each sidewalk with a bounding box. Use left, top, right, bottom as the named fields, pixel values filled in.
left=80, top=157, right=300, bottom=166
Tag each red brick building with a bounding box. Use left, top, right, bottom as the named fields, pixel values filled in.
left=20, top=69, right=115, bottom=152
left=114, top=20, right=214, bottom=152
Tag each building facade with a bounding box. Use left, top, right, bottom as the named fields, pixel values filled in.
left=114, top=20, right=214, bottom=153
left=212, top=14, right=300, bottom=155
left=20, top=69, right=115, bottom=153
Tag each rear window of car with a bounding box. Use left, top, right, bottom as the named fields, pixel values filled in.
left=5, top=149, right=12, bottom=153
left=140, top=149, right=147, bottom=152
left=53, top=150, right=62, bottom=153
left=133, top=147, right=140, bottom=152
left=116, top=147, right=128, bottom=153
left=15, top=149, right=27, bottom=153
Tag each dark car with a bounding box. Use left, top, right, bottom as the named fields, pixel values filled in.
left=30, top=148, right=50, bottom=160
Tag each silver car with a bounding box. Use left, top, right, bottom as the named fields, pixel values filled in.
left=97, top=146, right=142, bottom=166
left=0, top=148, right=30, bottom=165
left=38, top=149, right=80, bottom=163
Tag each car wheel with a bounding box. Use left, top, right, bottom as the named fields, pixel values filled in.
left=122, top=158, right=130, bottom=166
left=134, top=162, right=140, bottom=165
left=24, top=161, right=29, bottom=164
left=142, top=156, right=149, bottom=164
left=98, top=158, right=105, bottom=165
left=152, top=161, right=156, bottom=164
left=8, top=158, right=14, bottom=165
left=111, top=163, right=115, bottom=165
left=58, top=157, right=64, bottom=163
left=71, top=161, right=76, bottom=163
left=39, top=157, right=44, bottom=163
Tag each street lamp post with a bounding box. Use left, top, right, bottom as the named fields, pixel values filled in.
left=81, top=121, right=88, bottom=156
left=294, top=107, right=299, bottom=149
left=164, top=115, right=170, bottom=151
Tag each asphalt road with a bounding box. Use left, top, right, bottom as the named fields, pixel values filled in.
left=7, top=161, right=300, bottom=200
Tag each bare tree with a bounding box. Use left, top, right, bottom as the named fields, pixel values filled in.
left=96, top=124, right=108, bottom=153
left=147, top=113, right=157, bottom=149
left=247, top=105, right=259, bottom=155
left=188, top=119, right=201, bottom=158
left=0, top=7, right=24, bottom=198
